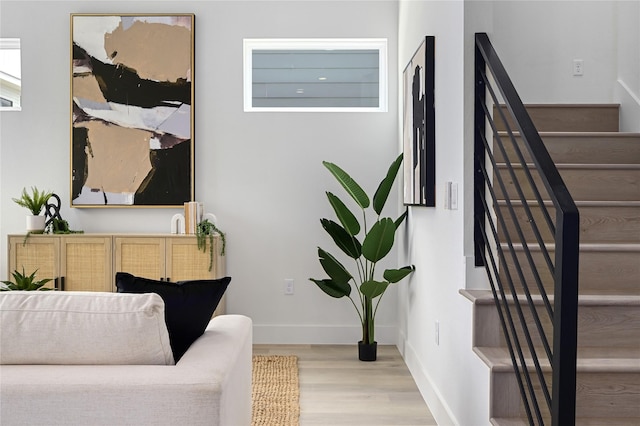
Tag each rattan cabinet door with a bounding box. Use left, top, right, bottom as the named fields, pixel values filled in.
left=60, top=236, right=113, bottom=292
left=165, top=236, right=218, bottom=282
left=165, top=235, right=225, bottom=315
left=114, top=237, right=166, bottom=281
left=7, top=235, right=59, bottom=289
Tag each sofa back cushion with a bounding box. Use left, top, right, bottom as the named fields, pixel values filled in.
left=0, top=291, right=174, bottom=365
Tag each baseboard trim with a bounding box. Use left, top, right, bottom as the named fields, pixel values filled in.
left=399, top=331, right=456, bottom=425
left=252, top=324, right=398, bottom=344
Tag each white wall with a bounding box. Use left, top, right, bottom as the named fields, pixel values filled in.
left=616, top=0, right=640, bottom=131
left=397, top=1, right=490, bottom=424
left=490, top=1, right=618, bottom=104
left=0, top=0, right=400, bottom=344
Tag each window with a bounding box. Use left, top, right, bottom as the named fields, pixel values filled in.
left=244, top=39, right=387, bottom=112
left=0, top=38, right=21, bottom=111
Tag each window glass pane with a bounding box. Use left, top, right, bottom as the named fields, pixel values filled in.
left=0, top=38, right=21, bottom=111
left=244, top=39, right=387, bottom=112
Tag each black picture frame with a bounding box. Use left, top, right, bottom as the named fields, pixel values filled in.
left=403, top=36, right=435, bottom=206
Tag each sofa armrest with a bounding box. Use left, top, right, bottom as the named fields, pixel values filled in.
left=0, top=315, right=252, bottom=426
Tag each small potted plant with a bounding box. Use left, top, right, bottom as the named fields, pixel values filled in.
left=196, top=218, right=226, bottom=272
left=1, top=268, right=53, bottom=291
left=309, top=154, right=415, bottom=361
left=12, top=186, right=53, bottom=232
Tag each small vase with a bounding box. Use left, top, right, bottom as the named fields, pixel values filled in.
left=358, top=341, right=377, bottom=361
left=26, top=215, right=45, bottom=232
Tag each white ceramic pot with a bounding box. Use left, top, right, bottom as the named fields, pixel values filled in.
left=26, top=215, right=46, bottom=232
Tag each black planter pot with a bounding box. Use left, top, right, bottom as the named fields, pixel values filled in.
left=358, top=341, right=377, bottom=361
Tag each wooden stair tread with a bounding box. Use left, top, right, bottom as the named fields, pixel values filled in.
left=475, top=346, right=640, bottom=372
left=492, top=417, right=640, bottom=426
left=499, top=131, right=640, bottom=137
left=463, top=290, right=640, bottom=306
left=498, top=200, right=640, bottom=207
left=505, top=242, right=640, bottom=251
left=497, top=163, right=640, bottom=169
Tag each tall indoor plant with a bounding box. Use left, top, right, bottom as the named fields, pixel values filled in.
left=309, top=154, right=415, bottom=361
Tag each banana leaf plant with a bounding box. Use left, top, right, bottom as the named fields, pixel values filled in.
left=309, top=154, right=415, bottom=345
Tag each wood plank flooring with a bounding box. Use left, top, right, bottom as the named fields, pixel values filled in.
left=253, top=344, right=437, bottom=426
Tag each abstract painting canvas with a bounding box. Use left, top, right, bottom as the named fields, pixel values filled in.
left=403, top=36, right=435, bottom=206
left=71, top=14, right=194, bottom=207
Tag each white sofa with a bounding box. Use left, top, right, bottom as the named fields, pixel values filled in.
left=0, top=291, right=252, bottom=426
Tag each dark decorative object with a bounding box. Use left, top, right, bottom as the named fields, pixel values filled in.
left=71, top=14, right=195, bottom=207
left=44, top=193, right=84, bottom=235
left=358, top=341, right=377, bottom=361
left=403, top=36, right=435, bottom=206
left=44, top=193, right=62, bottom=229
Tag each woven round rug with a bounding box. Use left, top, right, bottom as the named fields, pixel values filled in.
left=252, top=355, right=300, bottom=426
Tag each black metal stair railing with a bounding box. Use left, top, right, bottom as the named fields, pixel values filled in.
left=473, top=32, right=580, bottom=426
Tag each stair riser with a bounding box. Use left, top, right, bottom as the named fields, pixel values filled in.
left=501, top=249, right=640, bottom=296
left=495, top=167, right=640, bottom=201
left=497, top=205, right=640, bottom=243
left=493, top=370, right=640, bottom=420
left=494, top=134, right=640, bottom=165
left=494, top=105, right=620, bottom=132
left=475, top=302, right=640, bottom=349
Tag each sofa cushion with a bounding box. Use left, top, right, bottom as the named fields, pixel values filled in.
left=0, top=291, right=174, bottom=365
left=115, top=272, right=230, bottom=361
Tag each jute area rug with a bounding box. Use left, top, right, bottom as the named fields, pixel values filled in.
left=252, top=355, right=300, bottom=426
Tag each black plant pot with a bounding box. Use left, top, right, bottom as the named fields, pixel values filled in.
left=358, top=341, right=377, bottom=361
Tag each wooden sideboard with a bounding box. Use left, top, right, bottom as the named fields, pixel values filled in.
left=7, top=233, right=226, bottom=312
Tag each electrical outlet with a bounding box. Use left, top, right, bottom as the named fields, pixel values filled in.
left=573, top=59, right=584, bottom=76
left=284, top=279, right=294, bottom=295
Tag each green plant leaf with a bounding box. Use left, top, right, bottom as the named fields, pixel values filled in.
left=362, top=218, right=395, bottom=262
left=383, top=265, right=415, bottom=283
left=323, top=161, right=370, bottom=209
left=395, top=210, right=408, bottom=229
left=3, top=268, right=52, bottom=290
left=317, top=247, right=352, bottom=285
left=309, top=278, right=351, bottom=298
left=12, top=187, right=53, bottom=215
left=360, top=280, right=389, bottom=299
left=326, top=192, right=360, bottom=236
left=373, top=154, right=403, bottom=215
left=321, top=219, right=362, bottom=259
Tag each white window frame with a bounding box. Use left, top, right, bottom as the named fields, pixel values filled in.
left=243, top=38, right=387, bottom=112
left=0, top=38, right=21, bottom=111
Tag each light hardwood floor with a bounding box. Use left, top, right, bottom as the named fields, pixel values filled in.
left=253, top=344, right=437, bottom=426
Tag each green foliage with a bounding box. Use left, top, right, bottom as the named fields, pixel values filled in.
left=12, top=187, right=53, bottom=215
left=310, top=154, right=415, bottom=344
left=196, top=219, right=226, bottom=272
left=47, top=218, right=84, bottom=235
left=1, top=268, right=53, bottom=291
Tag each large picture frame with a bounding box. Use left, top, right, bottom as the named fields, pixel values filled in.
left=70, top=14, right=194, bottom=207
left=403, top=36, right=435, bottom=206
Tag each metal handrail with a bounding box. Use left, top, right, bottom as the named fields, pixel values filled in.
left=474, top=32, right=580, bottom=426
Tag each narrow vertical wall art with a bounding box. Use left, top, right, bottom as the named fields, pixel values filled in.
left=403, top=36, right=435, bottom=207
left=70, top=14, right=195, bottom=207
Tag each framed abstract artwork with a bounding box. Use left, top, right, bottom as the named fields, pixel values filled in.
left=70, top=14, right=194, bottom=207
left=403, top=36, right=435, bottom=206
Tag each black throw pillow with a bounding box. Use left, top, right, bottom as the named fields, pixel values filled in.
left=115, top=272, right=230, bottom=361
